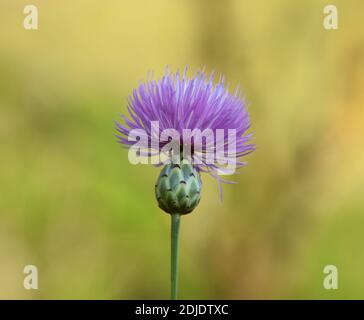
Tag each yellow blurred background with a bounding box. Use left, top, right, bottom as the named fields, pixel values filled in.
left=0, top=0, right=363, bottom=299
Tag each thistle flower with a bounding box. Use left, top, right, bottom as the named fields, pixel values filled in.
left=115, top=67, right=254, bottom=299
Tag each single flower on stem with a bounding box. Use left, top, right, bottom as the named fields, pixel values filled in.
left=115, top=67, right=254, bottom=299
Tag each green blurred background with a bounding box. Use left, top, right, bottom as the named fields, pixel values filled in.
left=0, top=0, right=363, bottom=299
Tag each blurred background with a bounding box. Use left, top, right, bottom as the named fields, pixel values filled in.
left=0, top=0, right=363, bottom=299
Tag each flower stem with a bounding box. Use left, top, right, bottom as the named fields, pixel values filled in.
left=171, top=213, right=181, bottom=300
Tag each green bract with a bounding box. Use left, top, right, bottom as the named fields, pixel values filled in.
left=155, top=161, right=202, bottom=214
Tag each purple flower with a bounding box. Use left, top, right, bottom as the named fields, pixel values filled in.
left=115, top=67, right=255, bottom=190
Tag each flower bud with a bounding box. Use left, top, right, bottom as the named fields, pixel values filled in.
left=155, top=161, right=202, bottom=214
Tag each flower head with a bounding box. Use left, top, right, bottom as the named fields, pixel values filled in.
left=115, top=67, right=254, bottom=193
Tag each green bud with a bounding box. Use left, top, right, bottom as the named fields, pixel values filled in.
left=155, top=161, right=202, bottom=215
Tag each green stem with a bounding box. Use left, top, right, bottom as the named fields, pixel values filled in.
left=171, top=213, right=181, bottom=300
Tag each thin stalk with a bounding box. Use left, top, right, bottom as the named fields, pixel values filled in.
left=171, top=213, right=181, bottom=300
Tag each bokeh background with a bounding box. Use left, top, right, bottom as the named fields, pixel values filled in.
left=0, top=0, right=363, bottom=299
